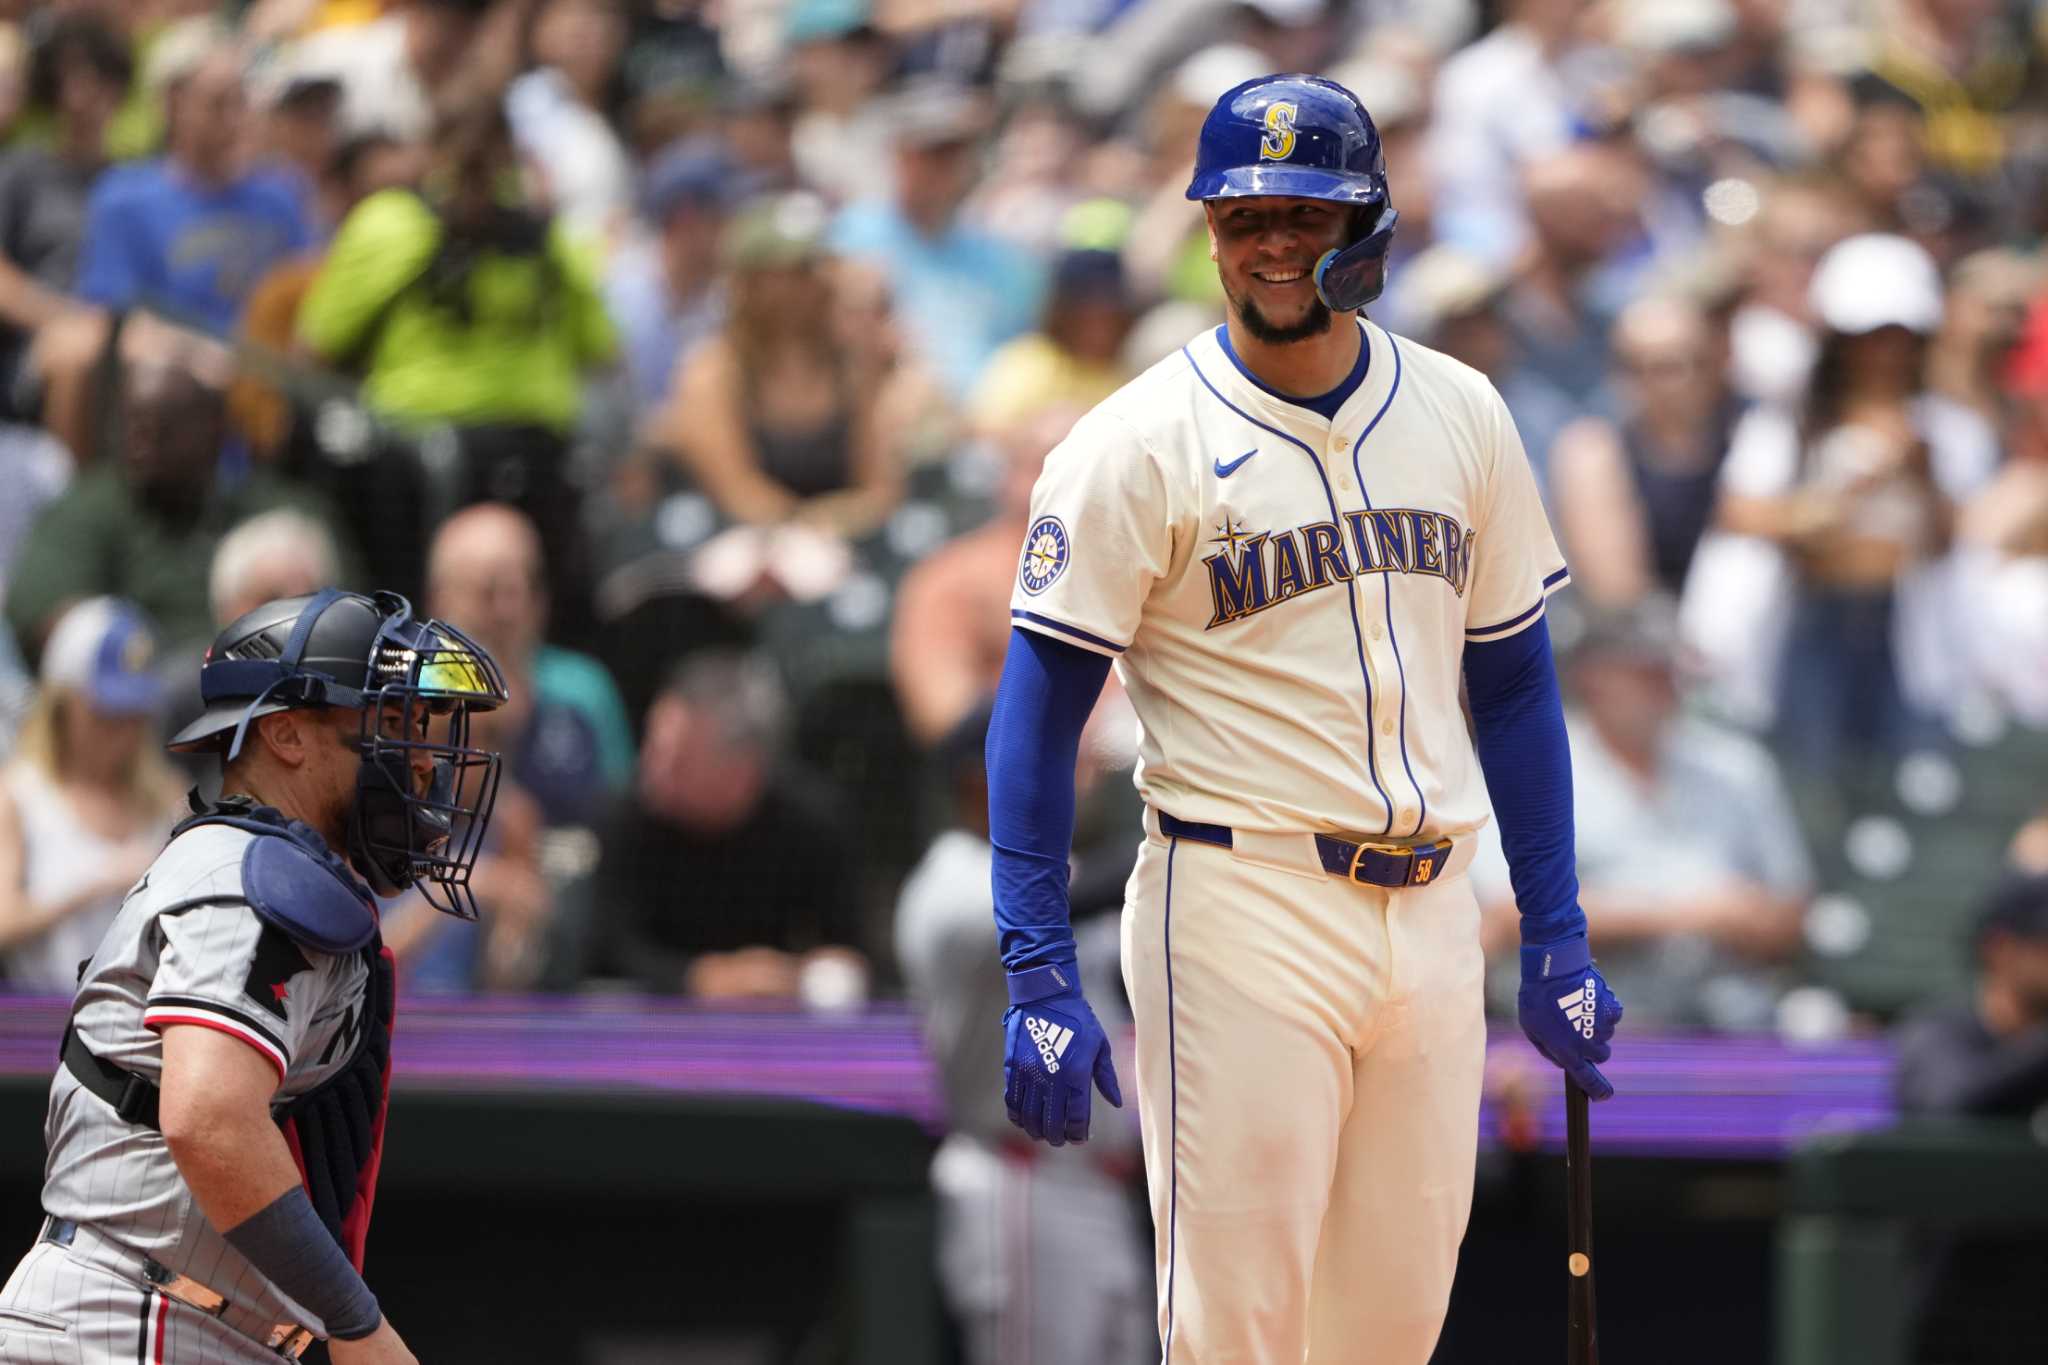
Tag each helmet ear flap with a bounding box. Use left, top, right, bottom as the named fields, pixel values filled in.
left=1313, top=204, right=1399, bottom=313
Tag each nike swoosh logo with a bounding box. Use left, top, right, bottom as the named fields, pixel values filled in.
left=1214, top=449, right=1258, bottom=477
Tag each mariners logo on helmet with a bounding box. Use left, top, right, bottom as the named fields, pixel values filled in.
left=1019, top=516, right=1071, bottom=596
left=1260, top=102, right=1298, bottom=160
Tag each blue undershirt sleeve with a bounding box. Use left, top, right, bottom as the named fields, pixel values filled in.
left=1462, top=616, right=1585, bottom=948
left=986, top=627, right=1114, bottom=972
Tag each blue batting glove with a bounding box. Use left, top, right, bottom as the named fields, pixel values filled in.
left=1517, top=933, right=1624, bottom=1101
left=1002, top=957, right=1123, bottom=1147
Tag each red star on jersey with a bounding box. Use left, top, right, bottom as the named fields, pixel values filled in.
left=271, top=981, right=290, bottom=1004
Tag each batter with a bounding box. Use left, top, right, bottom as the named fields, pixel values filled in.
left=987, top=74, right=1624, bottom=1363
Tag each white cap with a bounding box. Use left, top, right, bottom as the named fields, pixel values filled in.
left=1172, top=44, right=1270, bottom=108
left=1621, top=0, right=1736, bottom=54
left=1807, top=233, right=1945, bottom=336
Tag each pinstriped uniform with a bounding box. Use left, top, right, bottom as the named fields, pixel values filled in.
left=1009, top=320, right=1569, bottom=1362
left=1, top=823, right=372, bottom=1360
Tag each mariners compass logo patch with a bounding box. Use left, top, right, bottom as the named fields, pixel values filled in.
left=1019, top=516, right=1071, bottom=596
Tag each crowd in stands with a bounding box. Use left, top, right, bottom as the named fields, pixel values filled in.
left=0, top=0, right=2041, bottom=1096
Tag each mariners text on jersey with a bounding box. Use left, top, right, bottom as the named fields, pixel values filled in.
left=1203, top=506, right=1476, bottom=629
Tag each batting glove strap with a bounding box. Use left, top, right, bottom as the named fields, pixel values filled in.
left=1521, top=934, right=1591, bottom=982
left=1005, top=959, right=1082, bottom=1006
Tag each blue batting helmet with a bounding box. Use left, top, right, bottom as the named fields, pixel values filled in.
left=1186, top=73, right=1399, bottom=312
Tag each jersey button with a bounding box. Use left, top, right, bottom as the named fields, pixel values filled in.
left=1370, top=624, right=1384, bottom=641
left=1381, top=719, right=1395, bottom=736
left=1399, top=808, right=1415, bottom=824
left=1337, top=475, right=1355, bottom=492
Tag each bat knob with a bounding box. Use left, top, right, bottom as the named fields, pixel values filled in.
left=1568, top=1253, right=1591, bottom=1277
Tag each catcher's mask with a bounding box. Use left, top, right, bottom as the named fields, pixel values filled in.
left=170, top=588, right=509, bottom=918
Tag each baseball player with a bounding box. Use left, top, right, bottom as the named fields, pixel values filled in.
left=0, top=589, right=507, bottom=1364
left=987, top=75, right=1624, bottom=1362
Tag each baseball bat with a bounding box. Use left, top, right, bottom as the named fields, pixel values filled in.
left=1566, top=1078, right=1599, bottom=1364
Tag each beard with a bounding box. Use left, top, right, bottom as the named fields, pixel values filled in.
left=1233, top=286, right=1333, bottom=345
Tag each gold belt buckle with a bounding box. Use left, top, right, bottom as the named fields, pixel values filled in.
left=1346, top=837, right=1454, bottom=886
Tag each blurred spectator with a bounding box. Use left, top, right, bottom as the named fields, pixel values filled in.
left=1831, top=86, right=1933, bottom=238
left=658, top=191, right=905, bottom=537
left=282, top=0, right=491, bottom=142
left=587, top=650, right=867, bottom=999
left=891, top=403, right=1080, bottom=746
left=297, top=99, right=616, bottom=631
left=1473, top=597, right=1813, bottom=1032
left=1497, top=142, right=1649, bottom=473
left=966, top=247, right=1134, bottom=436
left=1551, top=295, right=1738, bottom=606
left=895, top=703, right=1151, bottom=1364
left=229, top=129, right=427, bottom=461
left=829, top=79, right=1045, bottom=400
left=251, top=66, right=343, bottom=203
left=0, top=13, right=128, bottom=409
left=1893, top=871, right=2048, bottom=1364
left=603, top=135, right=732, bottom=414
left=425, top=501, right=631, bottom=822
left=1954, top=292, right=2048, bottom=726
left=0, top=597, right=179, bottom=991
left=1426, top=0, right=1590, bottom=267
left=206, top=507, right=339, bottom=627
left=73, top=32, right=314, bottom=335
left=1857, top=0, right=2028, bottom=189
left=784, top=0, right=897, bottom=207
left=1707, top=233, right=1998, bottom=771
left=5, top=361, right=350, bottom=662
left=1896, top=873, right=2048, bottom=1117
left=1725, top=178, right=1852, bottom=406
left=1928, top=247, right=2039, bottom=429
left=508, top=0, right=634, bottom=242
left=387, top=502, right=636, bottom=995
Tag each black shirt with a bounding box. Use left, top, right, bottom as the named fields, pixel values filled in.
left=588, top=775, right=864, bottom=993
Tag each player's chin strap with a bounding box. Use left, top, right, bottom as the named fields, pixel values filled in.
left=1313, top=203, right=1399, bottom=313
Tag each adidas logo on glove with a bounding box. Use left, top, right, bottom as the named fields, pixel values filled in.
left=1025, top=1016, right=1074, bottom=1074
left=1557, top=977, right=1599, bottom=1040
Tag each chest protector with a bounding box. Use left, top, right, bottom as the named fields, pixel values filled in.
left=170, top=799, right=396, bottom=1271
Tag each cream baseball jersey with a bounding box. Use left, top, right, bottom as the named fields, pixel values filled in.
left=1009, top=318, right=1569, bottom=841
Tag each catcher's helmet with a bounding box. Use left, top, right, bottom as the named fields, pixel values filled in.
left=169, top=589, right=509, bottom=918
left=1186, top=73, right=1399, bottom=312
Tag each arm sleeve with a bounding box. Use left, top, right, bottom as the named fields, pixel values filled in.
left=145, top=905, right=325, bottom=1082
left=1462, top=616, right=1583, bottom=946
left=1464, top=387, right=1571, bottom=643
left=987, top=627, right=1113, bottom=972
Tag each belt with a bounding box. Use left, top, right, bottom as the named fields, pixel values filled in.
left=39, top=1217, right=314, bottom=1359
left=1157, top=811, right=1457, bottom=889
